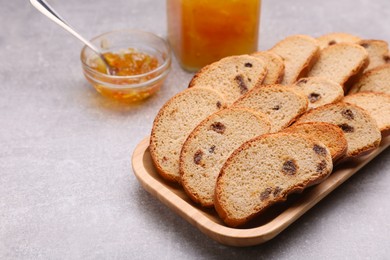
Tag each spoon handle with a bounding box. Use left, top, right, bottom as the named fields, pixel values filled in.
left=30, top=0, right=103, bottom=58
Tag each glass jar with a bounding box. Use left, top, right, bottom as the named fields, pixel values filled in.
left=167, top=0, right=261, bottom=72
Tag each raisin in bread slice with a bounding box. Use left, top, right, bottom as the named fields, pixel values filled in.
left=214, top=132, right=333, bottom=227
left=308, top=43, right=369, bottom=92
left=232, top=84, right=308, bottom=133
left=348, top=64, right=390, bottom=94
left=180, top=108, right=271, bottom=207
left=317, top=32, right=361, bottom=49
left=292, top=77, right=344, bottom=110
left=189, top=55, right=267, bottom=105
left=343, top=92, right=390, bottom=135
left=296, top=102, right=381, bottom=157
left=150, top=88, right=227, bottom=183
left=358, top=40, right=389, bottom=71
left=251, top=51, right=285, bottom=85
left=270, top=35, right=320, bottom=85
left=284, top=122, right=347, bottom=162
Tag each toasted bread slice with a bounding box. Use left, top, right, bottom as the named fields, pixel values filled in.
left=232, top=84, right=308, bottom=133
left=180, top=108, right=271, bottom=207
left=296, top=102, right=381, bottom=157
left=317, top=32, right=361, bottom=49
left=292, top=77, right=344, bottom=110
left=284, top=122, right=347, bottom=162
left=215, top=132, right=333, bottom=227
left=270, top=35, right=320, bottom=85
left=189, top=55, right=267, bottom=104
left=344, top=92, right=390, bottom=135
left=348, top=64, right=390, bottom=94
left=251, top=51, right=285, bottom=85
left=308, top=43, right=369, bottom=92
left=150, top=88, right=227, bottom=183
left=358, top=39, right=389, bottom=71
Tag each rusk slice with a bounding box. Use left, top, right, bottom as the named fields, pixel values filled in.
left=308, top=43, right=369, bottom=91
left=215, top=132, right=333, bottom=227
left=150, top=88, right=227, bottom=183
left=317, top=32, right=361, bottom=49
left=189, top=55, right=267, bottom=104
left=343, top=92, right=390, bottom=134
left=270, top=35, right=320, bottom=85
left=348, top=64, right=390, bottom=94
left=296, top=102, right=381, bottom=157
left=232, top=84, right=308, bottom=133
left=180, top=108, right=271, bottom=207
left=251, top=51, right=285, bottom=85
left=292, top=77, right=344, bottom=110
left=358, top=40, right=389, bottom=71
left=284, top=122, right=347, bottom=162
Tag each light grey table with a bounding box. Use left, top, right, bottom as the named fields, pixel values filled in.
left=1, top=0, right=389, bottom=259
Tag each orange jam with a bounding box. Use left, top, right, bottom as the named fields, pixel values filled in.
left=85, top=49, right=164, bottom=102
left=167, top=0, right=261, bottom=71
left=95, top=48, right=159, bottom=76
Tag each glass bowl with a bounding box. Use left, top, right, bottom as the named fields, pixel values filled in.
left=80, top=29, right=171, bottom=102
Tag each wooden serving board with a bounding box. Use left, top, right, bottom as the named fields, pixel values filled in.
left=132, top=135, right=389, bottom=247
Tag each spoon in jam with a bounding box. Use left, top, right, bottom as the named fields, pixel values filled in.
left=30, top=0, right=117, bottom=75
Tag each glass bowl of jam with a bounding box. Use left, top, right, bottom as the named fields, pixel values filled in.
left=80, top=29, right=171, bottom=102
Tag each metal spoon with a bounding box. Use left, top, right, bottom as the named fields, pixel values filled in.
left=30, top=0, right=116, bottom=75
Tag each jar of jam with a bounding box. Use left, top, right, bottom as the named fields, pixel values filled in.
left=167, top=0, right=261, bottom=71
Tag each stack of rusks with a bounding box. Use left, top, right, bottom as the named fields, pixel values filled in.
left=149, top=33, right=390, bottom=227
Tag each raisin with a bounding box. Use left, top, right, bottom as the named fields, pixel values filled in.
left=313, top=145, right=327, bottom=156
left=341, top=109, right=354, bottom=120
left=316, top=160, right=328, bottom=173
left=282, top=160, right=298, bottom=175
left=234, top=75, right=248, bottom=94
left=194, top=150, right=203, bottom=165
left=384, top=55, right=390, bottom=63
left=210, top=122, right=226, bottom=134
left=244, top=62, right=253, bottom=68
left=338, top=123, right=355, bottom=133
left=273, top=187, right=282, bottom=197
left=260, top=188, right=272, bottom=201
left=328, top=40, right=336, bottom=45
left=360, top=42, right=369, bottom=48
left=209, top=145, right=216, bottom=153
left=308, top=93, right=321, bottom=103
left=216, top=101, right=222, bottom=108
left=272, top=105, right=281, bottom=110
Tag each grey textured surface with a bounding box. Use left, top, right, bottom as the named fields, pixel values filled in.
left=1, top=0, right=389, bottom=259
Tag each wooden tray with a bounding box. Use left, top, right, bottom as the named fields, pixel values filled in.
left=132, top=135, right=389, bottom=247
